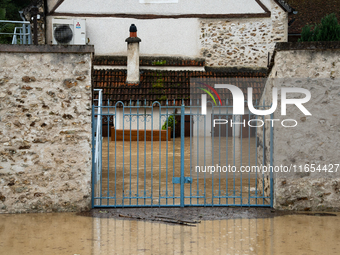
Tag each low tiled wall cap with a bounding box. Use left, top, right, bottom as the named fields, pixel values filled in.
left=0, top=44, right=95, bottom=53
left=205, top=66, right=267, bottom=75
left=275, top=41, right=340, bottom=51
left=93, top=56, right=205, bottom=66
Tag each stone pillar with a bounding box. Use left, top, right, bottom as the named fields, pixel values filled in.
left=125, top=24, right=141, bottom=84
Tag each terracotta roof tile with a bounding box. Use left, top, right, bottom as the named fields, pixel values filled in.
left=93, top=69, right=267, bottom=106
left=286, top=0, right=340, bottom=34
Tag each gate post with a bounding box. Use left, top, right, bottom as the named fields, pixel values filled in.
left=270, top=113, right=274, bottom=207
left=180, top=103, right=185, bottom=207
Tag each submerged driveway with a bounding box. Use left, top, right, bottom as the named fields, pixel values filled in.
left=97, top=137, right=267, bottom=207
left=0, top=210, right=339, bottom=254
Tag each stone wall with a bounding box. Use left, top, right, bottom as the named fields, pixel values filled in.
left=200, top=1, right=288, bottom=67
left=0, top=45, right=94, bottom=213
left=258, top=42, right=340, bottom=211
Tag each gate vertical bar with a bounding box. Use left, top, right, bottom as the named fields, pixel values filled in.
left=189, top=101, right=192, bottom=206
left=122, top=106, right=125, bottom=206
left=159, top=105, right=162, bottom=206
left=137, top=101, right=140, bottom=206
left=262, top=101, right=265, bottom=205
left=107, top=102, right=110, bottom=206
left=143, top=102, right=147, bottom=205
left=196, top=104, right=200, bottom=205
left=240, top=115, right=243, bottom=205
left=114, top=106, right=117, bottom=206
left=172, top=100, right=175, bottom=205
left=129, top=101, right=132, bottom=205
left=91, top=104, right=95, bottom=208
left=226, top=100, right=229, bottom=205
left=180, top=103, right=185, bottom=207
left=211, top=106, right=214, bottom=206
left=255, top=102, right=258, bottom=205
left=270, top=113, right=274, bottom=207
left=165, top=101, right=169, bottom=205
left=151, top=105, right=154, bottom=205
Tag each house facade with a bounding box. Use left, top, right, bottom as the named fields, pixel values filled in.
left=46, top=0, right=292, bottom=67
left=43, top=0, right=291, bottom=137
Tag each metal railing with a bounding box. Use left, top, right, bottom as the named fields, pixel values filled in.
left=92, top=89, right=103, bottom=206
left=91, top=97, right=274, bottom=208
left=0, top=20, right=32, bottom=44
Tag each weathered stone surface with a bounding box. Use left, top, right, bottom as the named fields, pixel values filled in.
left=258, top=45, right=340, bottom=211
left=63, top=79, right=78, bottom=89
left=76, top=76, right=86, bottom=81
left=200, top=4, right=288, bottom=67
left=0, top=51, right=92, bottom=213
left=22, top=76, right=36, bottom=83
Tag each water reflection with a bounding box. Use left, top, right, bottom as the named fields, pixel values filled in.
left=99, top=137, right=264, bottom=206
left=0, top=213, right=339, bottom=254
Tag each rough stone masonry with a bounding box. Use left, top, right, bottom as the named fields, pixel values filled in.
left=0, top=45, right=94, bottom=213
left=200, top=3, right=287, bottom=67
left=257, top=42, right=340, bottom=211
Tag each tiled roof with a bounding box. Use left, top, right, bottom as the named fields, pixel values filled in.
left=93, top=68, right=267, bottom=106
left=274, top=0, right=294, bottom=13
left=286, top=0, right=340, bottom=34
left=93, top=56, right=205, bottom=67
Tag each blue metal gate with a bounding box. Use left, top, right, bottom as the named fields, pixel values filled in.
left=92, top=90, right=273, bottom=208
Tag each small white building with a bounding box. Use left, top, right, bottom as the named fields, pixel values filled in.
left=46, top=0, right=292, bottom=67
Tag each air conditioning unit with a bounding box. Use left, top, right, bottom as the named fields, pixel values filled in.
left=52, top=18, right=86, bottom=45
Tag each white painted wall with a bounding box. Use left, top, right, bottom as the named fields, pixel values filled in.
left=114, top=108, right=176, bottom=130
left=47, top=17, right=201, bottom=57
left=192, top=106, right=251, bottom=137
left=101, top=106, right=251, bottom=138
left=56, top=0, right=265, bottom=15
left=47, top=0, right=278, bottom=57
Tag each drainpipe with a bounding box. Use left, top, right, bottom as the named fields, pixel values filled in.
left=125, top=24, right=141, bottom=85
left=31, top=6, right=39, bottom=45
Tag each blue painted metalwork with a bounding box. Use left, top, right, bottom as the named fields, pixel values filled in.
left=270, top=112, right=274, bottom=208
left=173, top=177, right=192, bottom=184
left=180, top=103, right=185, bottom=207
left=0, top=20, right=32, bottom=44
left=91, top=95, right=274, bottom=208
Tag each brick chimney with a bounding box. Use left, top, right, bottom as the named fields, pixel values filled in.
left=125, top=24, right=141, bottom=85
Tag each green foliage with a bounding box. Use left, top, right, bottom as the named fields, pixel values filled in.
left=162, top=115, right=177, bottom=130
left=0, top=0, right=31, bottom=44
left=299, top=13, right=340, bottom=42
left=0, top=10, right=15, bottom=44
left=152, top=83, right=164, bottom=88
left=157, top=95, right=167, bottom=101
left=0, top=0, right=31, bottom=20
left=152, top=73, right=165, bottom=88
left=0, top=0, right=11, bottom=9
left=299, top=25, right=314, bottom=42
left=152, top=60, right=167, bottom=66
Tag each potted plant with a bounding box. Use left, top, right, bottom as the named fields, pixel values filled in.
left=162, top=115, right=177, bottom=138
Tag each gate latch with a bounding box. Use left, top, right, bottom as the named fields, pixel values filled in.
left=172, top=177, right=193, bottom=184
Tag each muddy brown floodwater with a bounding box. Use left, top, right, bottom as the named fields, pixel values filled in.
left=97, top=137, right=267, bottom=207
left=0, top=210, right=339, bottom=255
